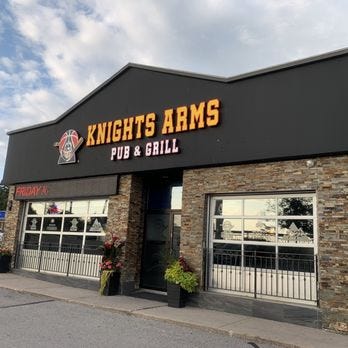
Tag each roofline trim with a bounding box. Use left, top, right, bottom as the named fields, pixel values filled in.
left=8, top=46, right=348, bottom=135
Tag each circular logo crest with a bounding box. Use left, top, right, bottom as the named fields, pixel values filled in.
left=54, top=129, right=84, bottom=165
left=59, top=130, right=79, bottom=162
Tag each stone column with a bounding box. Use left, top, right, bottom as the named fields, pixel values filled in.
left=317, top=156, right=348, bottom=333
left=107, top=175, right=144, bottom=294
left=2, top=186, right=25, bottom=262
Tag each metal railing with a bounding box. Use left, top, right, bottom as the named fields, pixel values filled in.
left=16, top=243, right=103, bottom=279
left=207, top=249, right=318, bottom=304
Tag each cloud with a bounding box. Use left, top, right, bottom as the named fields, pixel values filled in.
left=1, top=0, right=348, bottom=179
left=0, top=57, right=15, bottom=71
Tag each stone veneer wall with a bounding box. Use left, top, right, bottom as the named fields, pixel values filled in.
left=106, top=174, right=144, bottom=293
left=3, top=175, right=145, bottom=294
left=123, top=174, right=145, bottom=290
left=181, top=155, right=348, bottom=333
left=2, top=186, right=24, bottom=256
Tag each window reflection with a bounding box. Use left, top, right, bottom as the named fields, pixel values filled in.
left=172, top=214, right=181, bottom=258
left=23, top=199, right=108, bottom=254
left=278, top=220, right=313, bottom=244
left=45, top=202, right=65, bottom=215
left=27, top=202, right=45, bottom=215
left=213, top=218, right=242, bottom=240
left=210, top=194, right=316, bottom=286
left=89, top=200, right=108, bottom=215
left=244, top=199, right=276, bottom=216
left=171, top=186, right=182, bottom=210
left=212, top=196, right=314, bottom=244
left=64, top=201, right=88, bottom=215
left=214, top=199, right=242, bottom=216
left=278, top=197, right=313, bottom=216
left=244, top=219, right=276, bottom=242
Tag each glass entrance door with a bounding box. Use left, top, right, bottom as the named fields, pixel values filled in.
left=171, top=213, right=181, bottom=259
left=140, top=212, right=181, bottom=290
left=140, top=178, right=182, bottom=291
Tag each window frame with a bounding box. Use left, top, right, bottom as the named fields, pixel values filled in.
left=22, top=198, right=109, bottom=253
left=208, top=193, right=317, bottom=259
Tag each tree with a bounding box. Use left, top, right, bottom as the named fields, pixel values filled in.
left=278, top=197, right=313, bottom=216
left=0, top=185, right=9, bottom=211
left=278, top=197, right=313, bottom=236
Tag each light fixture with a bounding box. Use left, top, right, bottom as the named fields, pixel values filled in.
left=306, top=159, right=315, bottom=168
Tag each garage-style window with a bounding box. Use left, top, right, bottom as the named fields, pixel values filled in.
left=211, top=194, right=314, bottom=245
left=22, top=199, right=108, bottom=253
left=208, top=193, right=317, bottom=303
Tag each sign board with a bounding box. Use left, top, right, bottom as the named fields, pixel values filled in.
left=85, top=98, right=220, bottom=162
left=3, top=59, right=348, bottom=185
left=0, top=211, right=5, bottom=219
left=14, top=175, right=118, bottom=201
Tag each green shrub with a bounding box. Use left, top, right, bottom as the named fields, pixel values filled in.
left=164, top=259, right=198, bottom=293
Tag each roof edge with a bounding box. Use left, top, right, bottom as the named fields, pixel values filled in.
left=8, top=46, right=348, bottom=135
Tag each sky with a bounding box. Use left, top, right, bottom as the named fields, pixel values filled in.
left=1, top=0, right=348, bottom=180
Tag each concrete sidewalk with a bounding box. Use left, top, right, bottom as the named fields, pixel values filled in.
left=0, top=273, right=346, bottom=348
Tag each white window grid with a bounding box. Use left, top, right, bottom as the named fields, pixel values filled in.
left=209, top=193, right=317, bottom=255
left=22, top=199, right=109, bottom=250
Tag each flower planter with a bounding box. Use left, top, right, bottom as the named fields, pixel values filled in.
left=0, top=255, right=11, bottom=273
left=100, top=271, right=121, bottom=296
left=167, top=282, right=187, bottom=308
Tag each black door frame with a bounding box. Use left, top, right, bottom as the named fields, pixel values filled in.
left=139, top=171, right=183, bottom=291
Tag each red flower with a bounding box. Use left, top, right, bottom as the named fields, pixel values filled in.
left=116, top=261, right=123, bottom=269
left=179, top=256, right=192, bottom=272
left=104, top=241, right=112, bottom=249
left=99, top=233, right=126, bottom=272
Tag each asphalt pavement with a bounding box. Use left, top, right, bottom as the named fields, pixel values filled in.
left=0, top=273, right=347, bottom=348
left=0, top=288, right=279, bottom=348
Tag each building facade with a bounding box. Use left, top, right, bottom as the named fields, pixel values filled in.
left=2, top=49, right=348, bottom=333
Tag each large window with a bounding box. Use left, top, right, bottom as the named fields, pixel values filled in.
left=211, top=194, right=315, bottom=247
left=208, top=193, right=317, bottom=302
left=22, top=199, right=108, bottom=253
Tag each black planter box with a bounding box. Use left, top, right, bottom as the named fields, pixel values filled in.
left=0, top=255, right=11, bottom=273
left=100, top=271, right=121, bottom=296
left=167, top=282, right=187, bottom=308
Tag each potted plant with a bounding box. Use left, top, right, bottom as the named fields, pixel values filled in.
left=164, top=256, right=198, bottom=308
left=99, top=233, right=125, bottom=296
left=0, top=247, right=12, bottom=273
